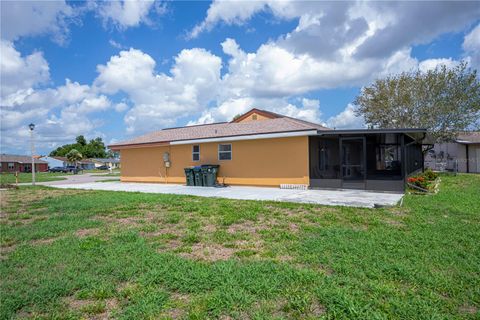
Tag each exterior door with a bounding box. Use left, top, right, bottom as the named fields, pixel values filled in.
left=340, top=137, right=366, bottom=189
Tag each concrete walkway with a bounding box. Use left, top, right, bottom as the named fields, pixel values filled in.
left=51, top=181, right=403, bottom=208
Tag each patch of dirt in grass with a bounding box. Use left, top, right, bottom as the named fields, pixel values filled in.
left=0, top=244, right=17, bottom=260
left=180, top=243, right=236, bottom=261
left=64, top=296, right=93, bottom=310
left=350, top=224, right=369, bottom=231
left=227, top=220, right=266, bottom=235
left=277, top=255, right=294, bottom=262
left=388, top=207, right=411, bottom=216
left=75, top=228, right=100, bottom=238
left=459, top=304, right=478, bottom=314
left=157, top=239, right=183, bottom=252
left=64, top=296, right=118, bottom=319
left=383, top=219, right=406, bottom=228
left=202, top=223, right=217, bottom=233
left=31, top=237, right=61, bottom=246
left=310, top=300, right=326, bottom=316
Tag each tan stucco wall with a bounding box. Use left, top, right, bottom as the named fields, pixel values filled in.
left=119, top=136, right=310, bottom=186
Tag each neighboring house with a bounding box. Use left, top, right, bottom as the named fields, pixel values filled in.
left=40, top=156, right=96, bottom=170
left=78, top=160, right=96, bottom=170
left=40, top=156, right=67, bottom=168
left=90, top=158, right=120, bottom=169
left=424, top=132, right=480, bottom=173
left=109, top=108, right=426, bottom=192
left=0, top=154, right=48, bottom=173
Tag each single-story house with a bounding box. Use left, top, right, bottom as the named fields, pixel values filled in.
left=0, top=154, right=48, bottom=173
left=90, top=158, right=120, bottom=169
left=109, top=108, right=426, bottom=192
left=424, top=132, right=480, bottom=173
left=39, top=156, right=96, bottom=170
left=40, top=156, right=67, bottom=168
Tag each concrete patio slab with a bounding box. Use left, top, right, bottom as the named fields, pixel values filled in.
left=51, top=181, right=403, bottom=208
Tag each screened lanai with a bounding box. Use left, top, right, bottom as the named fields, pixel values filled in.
left=309, top=129, right=426, bottom=192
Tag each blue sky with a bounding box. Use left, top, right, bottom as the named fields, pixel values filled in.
left=1, top=1, right=479, bottom=155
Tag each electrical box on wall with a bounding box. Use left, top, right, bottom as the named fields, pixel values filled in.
left=163, top=152, right=170, bottom=162
left=163, top=152, right=171, bottom=168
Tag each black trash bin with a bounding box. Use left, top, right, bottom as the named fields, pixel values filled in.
left=201, top=164, right=220, bottom=187
left=184, top=167, right=194, bottom=186
left=193, top=166, right=203, bottom=186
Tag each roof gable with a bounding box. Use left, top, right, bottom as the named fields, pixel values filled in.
left=231, top=108, right=282, bottom=123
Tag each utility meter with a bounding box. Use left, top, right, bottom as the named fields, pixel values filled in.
left=163, top=152, right=171, bottom=168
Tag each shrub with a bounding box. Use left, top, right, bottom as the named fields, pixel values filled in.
left=407, top=176, right=429, bottom=190
left=423, top=169, right=439, bottom=181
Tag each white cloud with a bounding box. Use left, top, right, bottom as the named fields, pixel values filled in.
left=109, top=39, right=125, bottom=49
left=95, top=47, right=222, bottom=133
left=0, top=0, right=75, bottom=45
left=96, top=0, right=161, bottom=29
left=418, top=58, right=458, bottom=73
left=189, top=1, right=268, bottom=38
left=326, top=104, right=365, bottom=129
left=0, top=40, right=50, bottom=99
left=0, top=46, right=113, bottom=154
left=188, top=97, right=322, bottom=126
left=220, top=38, right=418, bottom=98
left=190, top=1, right=480, bottom=60
left=463, top=23, right=480, bottom=70
left=114, top=102, right=129, bottom=112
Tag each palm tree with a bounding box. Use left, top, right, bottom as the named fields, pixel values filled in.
left=66, top=149, right=83, bottom=171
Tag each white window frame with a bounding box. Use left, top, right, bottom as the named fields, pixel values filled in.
left=8, top=162, right=14, bottom=170
left=218, top=144, right=232, bottom=161
left=192, top=145, right=200, bottom=161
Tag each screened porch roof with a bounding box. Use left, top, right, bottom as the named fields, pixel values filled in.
left=317, top=128, right=427, bottom=142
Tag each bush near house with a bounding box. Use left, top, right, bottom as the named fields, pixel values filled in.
left=407, top=169, right=439, bottom=191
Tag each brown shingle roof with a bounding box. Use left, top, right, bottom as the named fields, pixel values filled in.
left=455, top=131, right=480, bottom=144
left=110, top=115, right=329, bottom=147
left=0, top=154, right=48, bottom=164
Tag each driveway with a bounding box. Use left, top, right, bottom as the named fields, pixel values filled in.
left=25, top=173, right=119, bottom=186
left=51, top=181, right=403, bottom=208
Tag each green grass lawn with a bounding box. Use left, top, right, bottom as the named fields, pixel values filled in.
left=0, top=174, right=479, bottom=319
left=0, top=172, right=67, bottom=184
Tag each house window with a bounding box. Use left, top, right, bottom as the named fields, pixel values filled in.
left=8, top=162, right=14, bottom=170
left=218, top=144, right=232, bottom=160
left=252, top=114, right=257, bottom=120
left=192, top=145, right=200, bottom=161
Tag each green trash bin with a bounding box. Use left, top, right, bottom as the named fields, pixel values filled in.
left=201, top=164, right=220, bottom=187
left=193, top=166, right=203, bottom=186
left=184, top=167, right=194, bottom=186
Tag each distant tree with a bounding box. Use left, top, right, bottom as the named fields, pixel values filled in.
left=50, top=136, right=108, bottom=158
left=76, top=135, right=87, bottom=146
left=66, top=149, right=83, bottom=168
left=354, top=61, right=480, bottom=143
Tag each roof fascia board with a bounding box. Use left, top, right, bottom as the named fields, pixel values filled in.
left=170, top=130, right=318, bottom=145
